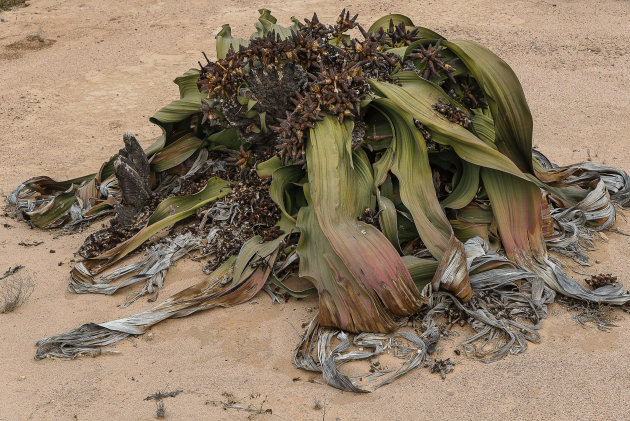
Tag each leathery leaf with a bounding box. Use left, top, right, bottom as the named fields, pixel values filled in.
left=370, top=99, right=473, bottom=301
left=370, top=73, right=529, bottom=181
left=444, top=40, right=533, bottom=172
left=298, top=115, right=424, bottom=333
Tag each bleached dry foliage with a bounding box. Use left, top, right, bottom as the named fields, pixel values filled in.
left=0, top=275, right=34, bottom=314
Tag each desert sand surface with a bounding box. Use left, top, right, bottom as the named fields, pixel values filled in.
left=1, top=0, right=630, bottom=420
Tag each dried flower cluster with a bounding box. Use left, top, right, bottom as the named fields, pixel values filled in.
left=585, top=273, right=618, bottom=289
left=197, top=169, right=282, bottom=271
left=407, top=39, right=457, bottom=83
left=433, top=98, right=472, bottom=128
left=197, top=10, right=436, bottom=164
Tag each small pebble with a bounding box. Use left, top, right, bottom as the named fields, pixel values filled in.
left=49, top=249, right=56, bottom=253
left=146, top=332, right=154, bottom=341
left=18, top=376, right=26, bottom=381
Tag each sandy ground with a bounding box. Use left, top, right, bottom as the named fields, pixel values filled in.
left=1, top=0, right=630, bottom=419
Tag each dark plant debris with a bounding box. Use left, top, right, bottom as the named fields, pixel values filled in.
left=433, top=99, right=471, bottom=128
left=558, top=295, right=619, bottom=331
left=430, top=358, right=455, bottom=380
left=205, top=392, right=272, bottom=415
left=0, top=0, right=28, bottom=12
left=585, top=273, right=618, bottom=289
left=18, top=240, right=43, bottom=247
left=0, top=265, right=24, bottom=280
left=144, top=389, right=183, bottom=401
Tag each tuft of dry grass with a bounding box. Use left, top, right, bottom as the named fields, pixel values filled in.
left=0, top=0, right=28, bottom=12
left=0, top=275, right=34, bottom=313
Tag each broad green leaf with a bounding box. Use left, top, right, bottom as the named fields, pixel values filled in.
left=353, top=148, right=376, bottom=213
left=367, top=14, right=442, bottom=40
left=269, top=275, right=316, bottom=298
left=269, top=164, right=304, bottom=221
left=208, top=128, right=241, bottom=150
left=251, top=9, right=299, bottom=40
left=26, top=191, right=77, bottom=228
left=444, top=40, right=533, bottom=172
left=472, top=106, right=581, bottom=205
left=481, top=168, right=546, bottom=260
left=150, top=134, right=204, bottom=172
left=371, top=99, right=452, bottom=257
left=231, top=233, right=289, bottom=289
left=401, top=255, right=438, bottom=291
left=216, top=24, right=249, bottom=60
left=371, top=99, right=473, bottom=300
left=301, top=115, right=424, bottom=333
left=370, top=73, right=530, bottom=181
left=377, top=195, right=402, bottom=252
left=150, top=69, right=204, bottom=125
left=441, top=160, right=480, bottom=209
left=368, top=14, right=414, bottom=34
left=148, top=177, right=231, bottom=224
left=470, top=108, right=496, bottom=145
left=256, top=156, right=282, bottom=177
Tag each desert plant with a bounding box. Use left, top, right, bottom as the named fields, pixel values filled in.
left=8, top=10, right=630, bottom=391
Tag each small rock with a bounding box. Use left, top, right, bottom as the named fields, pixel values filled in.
left=58, top=262, right=63, bottom=266
left=146, top=332, right=154, bottom=341
left=595, top=259, right=601, bottom=264
left=49, top=249, right=56, bottom=253
left=18, top=376, right=26, bottom=381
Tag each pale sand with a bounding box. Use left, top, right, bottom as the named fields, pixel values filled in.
left=1, top=0, right=630, bottom=419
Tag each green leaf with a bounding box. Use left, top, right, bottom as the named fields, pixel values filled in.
left=269, top=164, right=305, bottom=221
left=377, top=195, right=402, bottom=252
left=352, top=148, right=376, bottom=213
left=148, top=177, right=231, bottom=224
left=216, top=24, right=249, bottom=60
left=367, top=15, right=443, bottom=40
left=371, top=98, right=452, bottom=258
left=301, top=115, right=424, bottom=333
left=401, top=255, right=438, bottom=292
left=150, top=69, right=204, bottom=126
left=256, top=156, right=282, bottom=177
left=269, top=275, right=316, bottom=298
left=26, top=191, right=77, bottom=228
left=208, top=128, right=241, bottom=150
left=370, top=73, right=529, bottom=181
left=150, top=133, right=204, bottom=172
left=444, top=40, right=533, bottom=172
left=252, top=9, right=299, bottom=40
left=370, top=99, right=473, bottom=300
left=367, top=14, right=414, bottom=34
left=481, top=168, right=546, bottom=259
left=441, top=159, right=480, bottom=209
